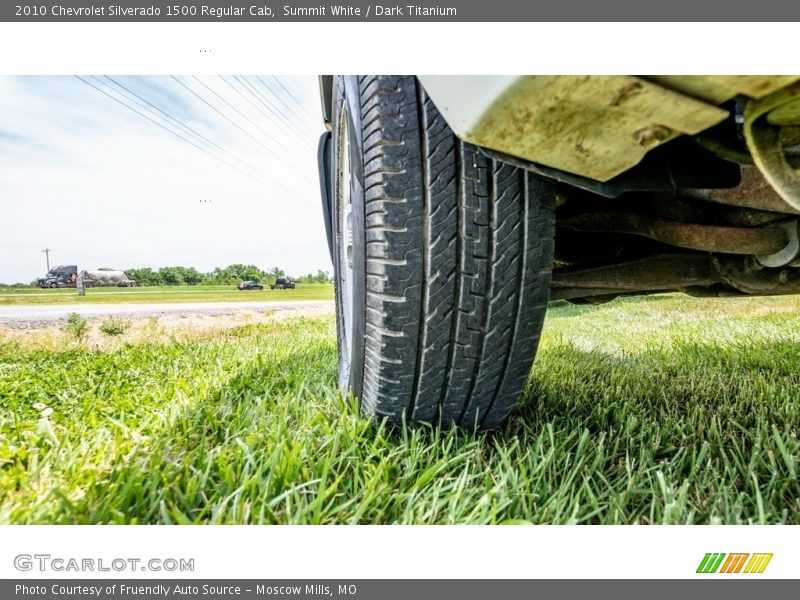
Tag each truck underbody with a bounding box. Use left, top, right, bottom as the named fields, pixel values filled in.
left=549, top=160, right=800, bottom=303
left=415, top=75, right=800, bottom=304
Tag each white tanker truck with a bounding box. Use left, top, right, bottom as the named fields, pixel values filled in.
left=39, top=266, right=135, bottom=289
left=78, top=268, right=136, bottom=288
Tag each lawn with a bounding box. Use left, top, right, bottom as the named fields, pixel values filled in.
left=0, top=284, right=334, bottom=305
left=0, top=294, right=798, bottom=524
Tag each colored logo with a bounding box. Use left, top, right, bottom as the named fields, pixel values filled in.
left=696, top=553, right=773, bottom=574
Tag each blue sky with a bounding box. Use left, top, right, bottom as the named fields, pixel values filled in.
left=0, top=75, right=328, bottom=284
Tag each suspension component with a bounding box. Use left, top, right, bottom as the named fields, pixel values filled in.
left=756, top=220, right=800, bottom=267
left=683, top=165, right=800, bottom=216
left=551, top=253, right=800, bottom=302
left=744, top=82, right=800, bottom=211
left=558, top=213, right=790, bottom=256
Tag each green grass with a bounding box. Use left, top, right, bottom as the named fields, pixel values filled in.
left=1, top=294, right=799, bottom=524
left=0, top=284, right=334, bottom=305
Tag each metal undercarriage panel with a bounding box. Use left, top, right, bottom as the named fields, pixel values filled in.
left=418, top=75, right=800, bottom=182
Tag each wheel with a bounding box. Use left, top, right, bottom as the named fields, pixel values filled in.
left=329, top=76, right=555, bottom=429
left=49, top=282, right=58, bottom=289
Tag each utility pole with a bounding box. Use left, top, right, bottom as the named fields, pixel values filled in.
left=42, top=248, right=51, bottom=272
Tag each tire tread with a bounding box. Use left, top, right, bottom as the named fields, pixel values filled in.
left=355, top=75, right=554, bottom=428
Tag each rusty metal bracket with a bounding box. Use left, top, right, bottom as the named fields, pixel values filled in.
left=744, top=82, right=800, bottom=211
left=683, top=165, right=800, bottom=216
left=551, top=253, right=800, bottom=301
left=550, top=254, right=721, bottom=301
left=558, top=213, right=789, bottom=256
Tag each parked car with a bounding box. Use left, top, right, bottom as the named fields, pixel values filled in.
left=317, top=75, right=800, bottom=429
left=270, top=277, right=296, bottom=290
left=237, top=281, right=263, bottom=290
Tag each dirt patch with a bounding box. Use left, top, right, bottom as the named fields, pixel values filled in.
left=0, top=303, right=335, bottom=350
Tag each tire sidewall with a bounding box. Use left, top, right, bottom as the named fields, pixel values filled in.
left=331, top=76, right=366, bottom=400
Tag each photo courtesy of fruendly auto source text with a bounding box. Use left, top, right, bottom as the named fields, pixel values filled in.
left=0, top=1, right=798, bottom=596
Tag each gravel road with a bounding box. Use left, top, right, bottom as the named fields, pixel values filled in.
left=0, top=300, right=335, bottom=330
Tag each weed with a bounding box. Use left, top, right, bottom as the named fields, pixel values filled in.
left=62, top=312, right=88, bottom=341
left=99, top=317, right=131, bottom=337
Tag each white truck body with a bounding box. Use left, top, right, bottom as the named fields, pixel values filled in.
left=78, top=269, right=135, bottom=287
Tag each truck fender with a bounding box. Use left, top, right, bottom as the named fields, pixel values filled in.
left=318, top=130, right=334, bottom=263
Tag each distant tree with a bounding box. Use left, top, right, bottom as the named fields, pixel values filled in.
left=126, top=267, right=161, bottom=286
left=298, top=270, right=331, bottom=284
left=182, top=267, right=203, bottom=286
left=158, top=267, right=184, bottom=286
left=204, top=267, right=233, bottom=285
left=268, top=266, right=286, bottom=279
left=0, top=282, right=34, bottom=288
left=95, top=264, right=330, bottom=287
left=220, top=264, right=263, bottom=282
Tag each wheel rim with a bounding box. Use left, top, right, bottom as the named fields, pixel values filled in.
left=338, top=106, right=355, bottom=364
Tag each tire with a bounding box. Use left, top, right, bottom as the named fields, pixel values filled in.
left=330, top=76, right=555, bottom=429
left=49, top=282, right=58, bottom=289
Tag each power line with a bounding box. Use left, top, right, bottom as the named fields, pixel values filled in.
left=240, top=75, right=320, bottom=142
left=220, top=76, right=315, bottom=165
left=185, top=75, right=318, bottom=181
left=180, top=75, right=315, bottom=182
left=259, top=75, right=322, bottom=137
left=101, top=76, right=310, bottom=202
left=102, top=75, right=224, bottom=150
left=245, top=75, right=320, bottom=142
left=271, top=76, right=321, bottom=122
left=75, top=76, right=316, bottom=213
left=222, top=75, right=317, bottom=157
left=76, top=77, right=250, bottom=176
